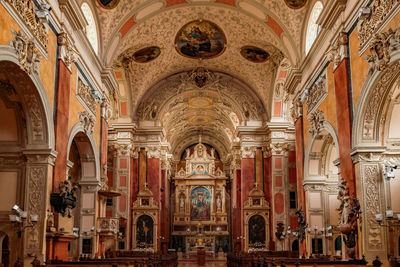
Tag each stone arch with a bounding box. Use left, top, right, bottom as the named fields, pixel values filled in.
left=0, top=45, right=54, bottom=148
left=67, top=122, right=100, bottom=181
left=0, top=45, right=55, bottom=263
left=66, top=123, right=100, bottom=258
left=352, top=39, right=400, bottom=148
left=304, top=121, right=340, bottom=179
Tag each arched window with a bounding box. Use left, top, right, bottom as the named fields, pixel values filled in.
left=305, top=1, right=323, bottom=54
left=81, top=2, right=98, bottom=54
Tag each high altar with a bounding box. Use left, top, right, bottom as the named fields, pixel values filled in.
left=171, top=141, right=230, bottom=254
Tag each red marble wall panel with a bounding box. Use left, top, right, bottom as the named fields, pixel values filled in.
left=241, top=158, right=255, bottom=204
left=290, top=216, right=298, bottom=230
left=107, top=170, right=113, bottom=187
left=288, top=151, right=296, bottom=163
left=119, top=194, right=126, bottom=212
left=289, top=168, right=297, bottom=184
left=147, top=158, right=160, bottom=203
left=274, top=193, right=284, bottom=214
left=120, top=158, right=127, bottom=169
left=334, top=58, right=356, bottom=196
left=120, top=176, right=127, bottom=187
left=275, top=157, right=282, bottom=169
left=275, top=175, right=283, bottom=187
left=53, top=59, right=71, bottom=189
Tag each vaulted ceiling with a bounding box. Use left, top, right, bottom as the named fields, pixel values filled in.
left=88, top=0, right=312, bottom=154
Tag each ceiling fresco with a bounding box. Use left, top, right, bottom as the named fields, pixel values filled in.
left=132, top=46, right=161, bottom=63
left=175, top=20, right=226, bottom=59
left=113, top=5, right=285, bottom=117
left=240, top=46, right=270, bottom=63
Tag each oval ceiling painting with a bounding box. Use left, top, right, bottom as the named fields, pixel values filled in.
left=240, top=46, right=270, bottom=63
left=175, top=20, right=226, bottom=59
left=284, top=0, right=307, bottom=9
left=132, top=46, right=161, bottom=63
left=97, top=0, right=120, bottom=9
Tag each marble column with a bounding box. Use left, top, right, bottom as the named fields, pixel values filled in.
left=332, top=32, right=356, bottom=197
left=294, top=115, right=307, bottom=257
left=53, top=32, right=73, bottom=190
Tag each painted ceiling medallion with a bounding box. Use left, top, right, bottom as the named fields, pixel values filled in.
left=283, top=0, right=307, bottom=9
left=132, top=46, right=161, bottom=63
left=240, top=46, right=270, bottom=63
left=97, top=0, right=120, bottom=9
left=189, top=97, right=213, bottom=109
left=175, top=20, right=226, bottom=59
left=189, top=115, right=212, bottom=126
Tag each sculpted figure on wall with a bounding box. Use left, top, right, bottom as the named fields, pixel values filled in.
left=337, top=179, right=361, bottom=258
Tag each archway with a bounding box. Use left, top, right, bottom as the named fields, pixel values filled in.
left=351, top=40, right=400, bottom=260
left=0, top=51, right=54, bottom=264
left=304, top=123, right=340, bottom=256
left=67, top=128, right=99, bottom=259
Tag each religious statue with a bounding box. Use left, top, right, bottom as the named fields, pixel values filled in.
left=179, top=194, right=185, bottom=211
left=216, top=194, right=222, bottom=211
left=295, top=208, right=306, bottom=242
left=50, top=178, right=78, bottom=218
left=337, top=178, right=361, bottom=258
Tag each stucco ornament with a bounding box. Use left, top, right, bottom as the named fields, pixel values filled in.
left=358, top=0, right=400, bottom=52
left=79, top=111, right=96, bottom=136
left=308, top=109, right=324, bottom=136
left=365, top=27, right=400, bottom=76
left=9, top=30, right=42, bottom=75
left=5, top=0, right=48, bottom=50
